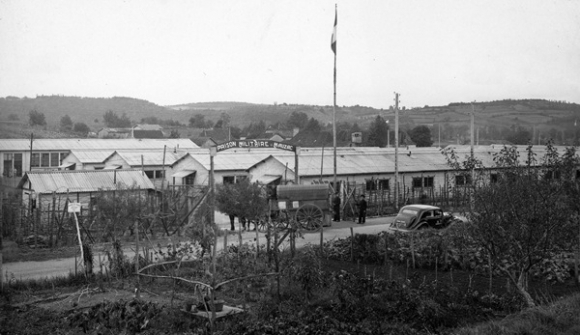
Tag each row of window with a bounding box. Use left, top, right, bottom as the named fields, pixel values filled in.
left=365, top=176, right=436, bottom=191
left=223, top=175, right=248, bottom=184
left=30, top=152, right=68, bottom=168
left=364, top=175, right=470, bottom=191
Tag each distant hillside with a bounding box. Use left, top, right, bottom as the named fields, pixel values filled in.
left=1, top=96, right=579, bottom=145
left=0, top=95, right=169, bottom=130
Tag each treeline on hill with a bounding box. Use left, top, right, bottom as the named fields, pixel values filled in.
left=1, top=95, right=579, bottom=146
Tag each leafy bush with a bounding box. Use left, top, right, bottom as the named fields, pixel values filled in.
left=153, top=240, right=203, bottom=262
left=324, top=227, right=575, bottom=283
left=66, top=298, right=203, bottom=334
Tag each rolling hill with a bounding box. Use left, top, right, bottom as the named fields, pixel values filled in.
left=1, top=95, right=579, bottom=144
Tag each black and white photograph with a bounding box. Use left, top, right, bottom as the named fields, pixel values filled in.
left=1, top=1, right=579, bottom=334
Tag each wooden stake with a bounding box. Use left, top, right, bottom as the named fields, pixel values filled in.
left=350, top=227, right=354, bottom=262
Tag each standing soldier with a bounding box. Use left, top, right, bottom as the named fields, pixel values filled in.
left=357, top=194, right=367, bottom=224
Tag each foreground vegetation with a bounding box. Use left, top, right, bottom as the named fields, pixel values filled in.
left=2, top=226, right=579, bottom=334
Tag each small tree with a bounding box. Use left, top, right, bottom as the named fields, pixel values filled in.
left=169, top=129, right=180, bottom=138
left=410, top=125, right=433, bottom=147
left=446, top=142, right=576, bottom=307
left=29, top=110, right=46, bottom=127
left=73, top=122, right=90, bottom=136
left=92, top=186, right=144, bottom=242
left=214, top=179, right=268, bottom=225
left=189, top=114, right=206, bottom=128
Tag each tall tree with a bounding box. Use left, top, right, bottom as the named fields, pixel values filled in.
left=287, top=111, right=309, bottom=130
left=304, top=117, right=322, bottom=133
left=410, top=125, right=433, bottom=147
left=366, top=115, right=389, bottom=147
left=103, top=110, right=131, bottom=128
left=219, top=112, right=231, bottom=129
left=60, top=114, right=73, bottom=132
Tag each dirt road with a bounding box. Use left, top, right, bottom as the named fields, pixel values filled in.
left=3, top=216, right=395, bottom=281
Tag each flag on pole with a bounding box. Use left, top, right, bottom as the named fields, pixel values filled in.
left=331, top=6, right=337, bottom=54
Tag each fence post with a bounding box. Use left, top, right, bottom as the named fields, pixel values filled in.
left=410, top=233, right=416, bottom=269
left=383, top=233, right=388, bottom=266
left=224, top=232, right=228, bottom=252
left=350, top=227, right=354, bottom=262
left=319, top=221, right=324, bottom=256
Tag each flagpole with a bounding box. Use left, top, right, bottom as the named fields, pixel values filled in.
left=332, top=4, right=337, bottom=189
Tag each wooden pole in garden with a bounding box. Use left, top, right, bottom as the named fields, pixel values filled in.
left=576, top=214, right=580, bottom=285
left=350, top=227, right=354, bottom=262
left=51, top=192, right=57, bottom=247
left=410, top=233, right=416, bottom=269
left=135, top=218, right=140, bottom=299
left=255, top=226, right=259, bottom=259
left=72, top=210, right=85, bottom=277
left=0, top=190, right=3, bottom=293
left=320, top=220, right=324, bottom=256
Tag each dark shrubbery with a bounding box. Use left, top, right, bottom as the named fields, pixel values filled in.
left=324, top=228, right=576, bottom=284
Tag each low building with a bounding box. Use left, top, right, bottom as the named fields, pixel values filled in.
left=17, top=169, right=155, bottom=215
left=0, top=138, right=198, bottom=188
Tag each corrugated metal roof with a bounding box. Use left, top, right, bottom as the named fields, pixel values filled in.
left=18, top=169, right=155, bottom=194
left=172, top=170, right=196, bottom=178
left=182, top=145, right=579, bottom=177
left=268, top=148, right=450, bottom=176
left=58, top=162, right=76, bottom=169
left=114, top=151, right=186, bottom=166
left=0, top=138, right=198, bottom=151
left=194, top=152, right=272, bottom=171
left=68, top=150, right=116, bottom=163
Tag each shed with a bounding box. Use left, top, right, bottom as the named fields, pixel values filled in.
left=17, top=169, right=155, bottom=214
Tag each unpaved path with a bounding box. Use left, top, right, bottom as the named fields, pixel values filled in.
left=4, top=217, right=396, bottom=280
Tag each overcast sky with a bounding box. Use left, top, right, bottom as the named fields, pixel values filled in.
left=1, top=0, right=579, bottom=109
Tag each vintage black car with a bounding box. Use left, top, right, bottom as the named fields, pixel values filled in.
left=391, top=204, right=462, bottom=230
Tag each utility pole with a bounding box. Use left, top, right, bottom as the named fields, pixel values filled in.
left=29, top=133, right=34, bottom=171
left=470, top=102, right=475, bottom=160
left=438, top=123, right=441, bottom=148
left=470, top=101, right=476, bottom=211
left=394, top=93, right=400, bottom=211
left=386, top=120, right=390, bottom=147
left=0, top=190, right=3, bottom=293
left=332, top=4, right=338, bottom=191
